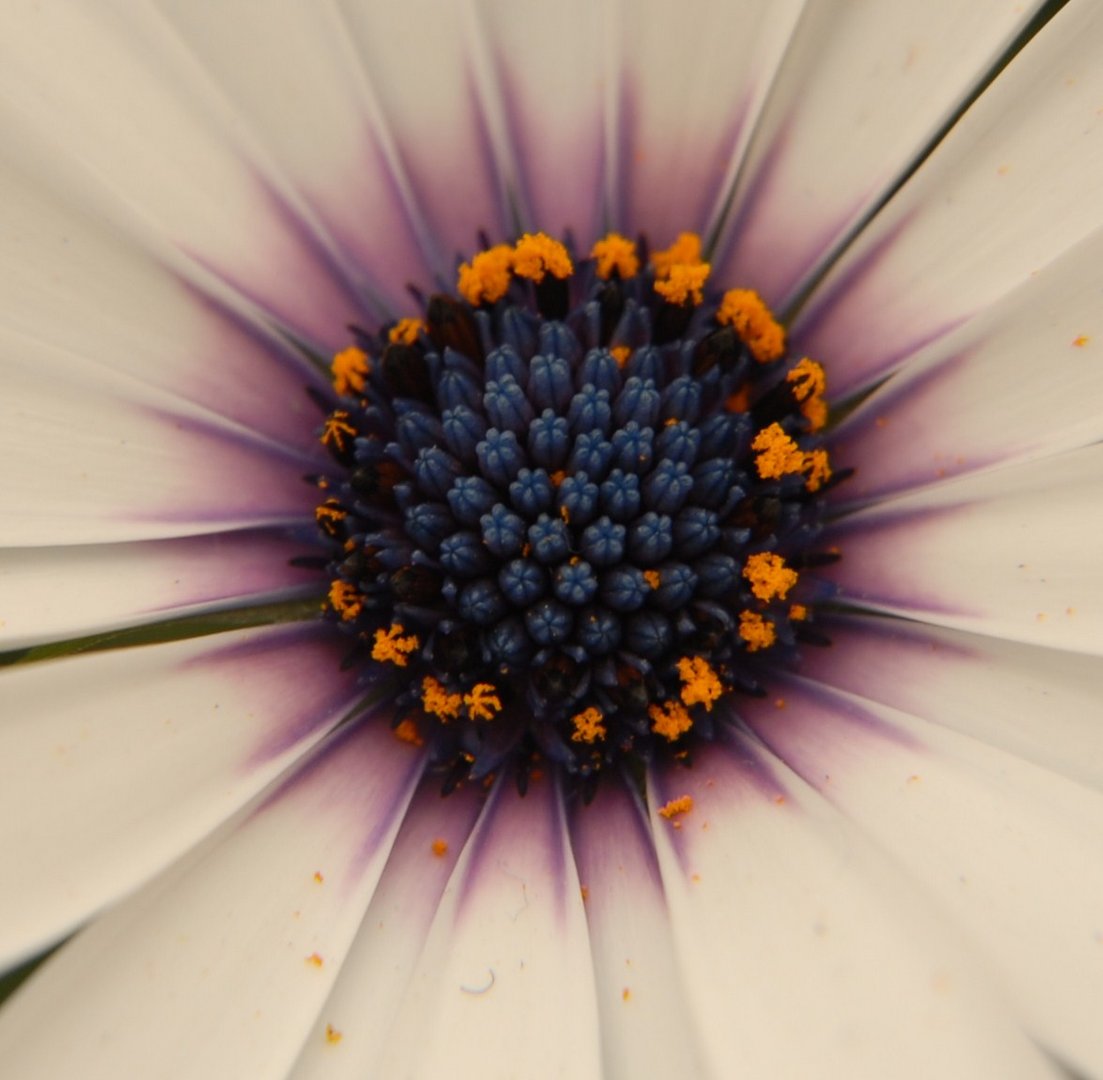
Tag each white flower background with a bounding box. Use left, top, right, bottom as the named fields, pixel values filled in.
left=1, top=1, right=1102, bottom=1078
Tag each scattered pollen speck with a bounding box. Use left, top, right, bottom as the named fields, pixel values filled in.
left=658, top=795, right=693, bottom=822
left=774, top=698, right=786, bottom=709
left=313, top=871, right=324, bottom=884
left=622, top=987, right=632, bottom=1002
left=580, top=884, right=590, bottom=903
left=1073, top=334, right=1090, bottom=347
left=773, top=795, right=786, bottom=805
left=907, top=774, right=921, bottom=785
left=431, top=838, right=449, bottom=857
left=306, top=953, right=324, bottom=968
left=325, top=1024, right=343, bottom=1045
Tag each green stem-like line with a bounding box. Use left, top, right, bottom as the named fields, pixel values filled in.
left=0, top=596, right=324, bottom=669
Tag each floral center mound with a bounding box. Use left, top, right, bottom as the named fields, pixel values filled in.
left=313, top=231, right=837, bottom=794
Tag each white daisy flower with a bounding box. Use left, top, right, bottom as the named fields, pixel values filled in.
left=0, top=2, right=1100, bottom=1078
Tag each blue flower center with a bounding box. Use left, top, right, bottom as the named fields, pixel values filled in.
left=312, top=232, right=838, bottom=794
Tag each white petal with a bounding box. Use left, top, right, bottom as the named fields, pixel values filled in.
left=0, top=331, right=316, bottom=545
left=569, top=780, right=705, bottom=1078
left=0, top=530, right=320, bottom=651
left=793, top=0, right=1103, bottom=397
left=337, top=0, right=512, bottom=265
left=649, top=734, right=1056, bottom=1079
left=0, top=719, right=424, bottom=1080
left=611, top=0, right=804, bottom=242
left=375, top=777, right=603, bottom=1079
left=0, top=141, right=329, bottom=455
left=798, top=616, right=1103, bottom=793
left=0, top=3, right=368, bottom=349
left=714, top=0, right=1046, bottom=308
left=0, top=624, right=361, bottom=968
left=478, top=0, right=607, bottom=242
left=830, top=226, right=1103, bottom=503
left=744, top=679, right=1103, bottom=1076
left=288, top=779, right=485, bottom=1080
left=149, top=0, right=435, bottom=309
left=825, top=442, right=1103, bottom=654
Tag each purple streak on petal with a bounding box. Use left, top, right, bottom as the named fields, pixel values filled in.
left=791, top=210, right=972, bottom=398
left=616, top=85, right=749, bottom=243
left=493, top=53, right=604, bottom=240
left=741, top=674, right=919, bottom=795
left=455, top=775, right=571, bottom=927
left=569, top=776, right=661, bottom=894
left=711, top=112, right=880, bottom=308
left=822, top=506, right=981, bottom=619
left=176, top=279, right=335, bottom=456
left=189, top=622, right=356, bottom=766
left=826, top=345, right=1010, bottom=506
left=180, top=172, right=377, bottom=355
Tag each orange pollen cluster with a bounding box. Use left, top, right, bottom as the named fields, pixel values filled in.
left=654, top=262, right=711, bottom=306
left=421, top=676, right=464, bottom=721
left=512, top=232, right=574, bottom=283
left=643, top=569, right=662, bottom=589
left=742, top=552, right=799, bottom=603
left=786, top=358, right=828, bottom=431
left=648, top=700, right=694, bottom=741
left=393, top=717, right=424, bottom=746
left=371, top=624, right=420, bottom=667
left=651, top=232, right=704, bottom=276
left=328, top=580, right=363, bottom=622
left=320, top=411, right=357, bottom=455
left=463, top=683, right=502, bottom=721
left=330, top=346, right=370, bottom=396
left=717, top=288, right=786, bottom=363
left=457, top=243, right=515, bottom=306
left=590, top=233, right=640, bottom=279
left=676, top=656, right=723, bottom=711
left=388, top=317, right=425, bottom=345
left=739, top=610, right=776, bottom=652
left=610, top=344, right=632, bottom=369
left=570, top=706, right=607, bottom=744
left=752, top=423, right=833, bottom=491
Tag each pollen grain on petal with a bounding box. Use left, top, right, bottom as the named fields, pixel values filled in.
left=658, top=794, right=694, bottom=822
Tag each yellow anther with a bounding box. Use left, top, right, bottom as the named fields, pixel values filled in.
left=786, top=358, right=828, bottom=431
left=739, top=610, right=777, bottom=652
left=464, top=683, right=503, bottom=721
left=314, top=498, right=347, bottom=538
left=421, top=675, right=463, bottom=721
left=658, top=794, right=694, bottom=821
left=393, top=717, right=424, bottom=746
left=789, top=603, right=808, bottom=621
left=590, top=233, right=639, bottom=279
left=457, top=243, right=514, bottom=306
left=643, top=569, right=661, bottom=590
left=802, top=448, right=832, bottom=492
left=327, top=580, right=363, bottom=622
left=648, top=700, right=693, bottom=741
left=651, top=232, right=703, bottom=277
left=330, top=346, right=370, bottom=396
left=742, top=552, right=799, bottom=603
left=570, top=706, right=606, bottom=744
left=371, top=623, right=420, bottom=667
left=751, top=423, right=805, bottom=480
left=512, top=232, right=573, bottom=283
left=654, top=262, right=710, bottom=306
left=388, top=318, right=425, bottom=345
left=717, top=288, right=786, bottom=363
left=320, top=410, right=357, bottom=455
left=676, top=656, right=723, bottom=711
left=610, top=345, right=632, bottom=369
